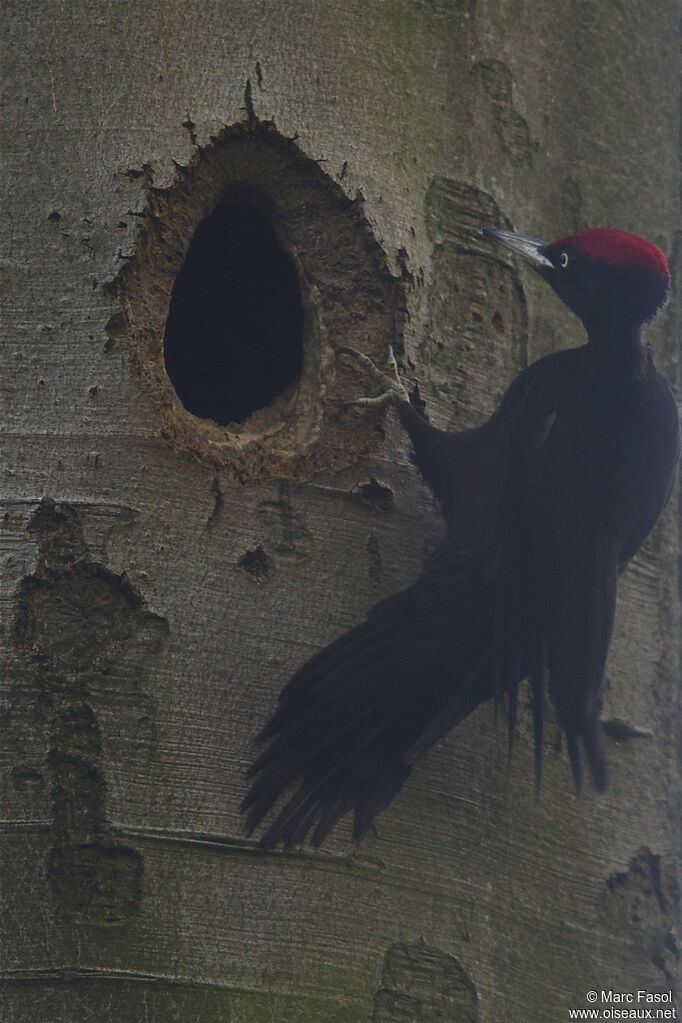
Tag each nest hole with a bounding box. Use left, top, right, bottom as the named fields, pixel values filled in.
left=164, top=195, right=305, bottom=425
left=108, top=120, right=403, bottom=481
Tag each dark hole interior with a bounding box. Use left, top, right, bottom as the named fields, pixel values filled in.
left=163, top=196, right=305, bottom=425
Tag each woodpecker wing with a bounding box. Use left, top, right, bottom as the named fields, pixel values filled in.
left=242, top=543, right=500, bottom=848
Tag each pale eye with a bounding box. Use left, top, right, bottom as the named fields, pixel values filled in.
left=559, top=252, right=569, bottom=268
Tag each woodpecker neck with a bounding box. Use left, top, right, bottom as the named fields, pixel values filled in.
left=586, top=322, right=650, bottom=374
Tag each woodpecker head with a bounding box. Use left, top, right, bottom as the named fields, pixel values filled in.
left=485, top=227, right=670, bottom=331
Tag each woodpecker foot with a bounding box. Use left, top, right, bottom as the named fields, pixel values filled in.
left=338, top=346, right=409, bottom=409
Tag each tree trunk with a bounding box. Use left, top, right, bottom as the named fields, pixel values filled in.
left=2, top=2, right=680, bottom=1021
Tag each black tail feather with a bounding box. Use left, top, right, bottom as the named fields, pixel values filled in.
left=242, top=706, right=378, bottom=835
left=242, top=555, right=505, bottom=847
left=567, top=733, right=583, bottom=793
left=566, top=721, right=607, bottom=794
left=351, top=761, right=411, bottom=843
left=530, top=643, right=545, bottom=791
left=507, top=681, right=518, bottom=759
left=582, top=717, right=607, bottom=792
left=311, top=797, right=353, bottom=848
left=255, top=725, right=385, bottom=849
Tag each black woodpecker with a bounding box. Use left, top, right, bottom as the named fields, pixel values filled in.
left=242, top=227, right=680, bottom=849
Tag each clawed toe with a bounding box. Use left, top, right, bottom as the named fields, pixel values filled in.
left=338, top=345, right=409, bottom=407
left=344, top=392, right=398, bottom=410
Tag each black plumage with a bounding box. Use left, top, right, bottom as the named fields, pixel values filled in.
left=242, top=227, right=680, bottom=848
